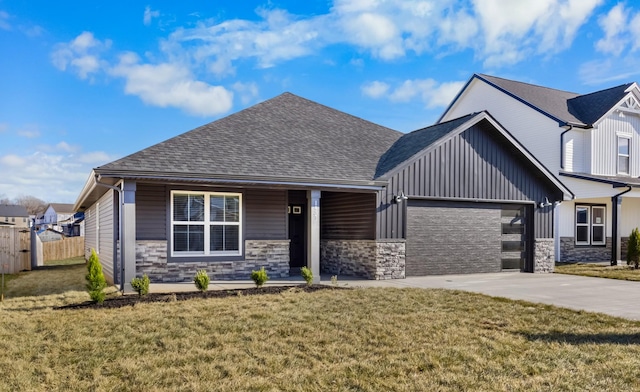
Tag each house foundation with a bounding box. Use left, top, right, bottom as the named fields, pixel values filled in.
left=135, top=240, right=290, bottom=282
left=320, top=239, right=405, bottom=280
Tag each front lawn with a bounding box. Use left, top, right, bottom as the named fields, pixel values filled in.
left=1, top=277, right=640, bottom=390
left=555, top=262, right=640, bottom=281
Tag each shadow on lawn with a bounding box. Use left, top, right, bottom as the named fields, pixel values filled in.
left=523, top=332, right=640, bottom=345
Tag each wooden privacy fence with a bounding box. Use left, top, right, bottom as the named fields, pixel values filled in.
left=0, top=226, right=31, bottom=274
left=43, top=236, right=84, bottom=262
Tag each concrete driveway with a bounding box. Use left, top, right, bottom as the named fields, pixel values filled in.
left=337, top=272, right=640, bottom=321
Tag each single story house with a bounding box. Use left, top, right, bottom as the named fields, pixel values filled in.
left=74, top=93, right=571, bottom=286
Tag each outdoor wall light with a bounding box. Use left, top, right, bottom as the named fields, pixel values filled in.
left=538, top=197, right=552, bottom=208
left=393, top=191, right=409, bottom=204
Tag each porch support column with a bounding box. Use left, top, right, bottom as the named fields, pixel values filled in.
left=307, top=190, right=321, bottom=283
left=611, top=187, right=632, bottom=266
left=122, top=180, right=137, bottom=291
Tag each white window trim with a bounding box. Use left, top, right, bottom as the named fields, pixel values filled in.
left=575, top=206, right=590, bottom=246
left=618, top=136, right=630, bottom=175
left=170, top=191, right=243, bottom=257
left=575, top=205, right=606, bottom=246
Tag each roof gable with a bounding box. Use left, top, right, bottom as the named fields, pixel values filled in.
left=376, top=112, right=573, bottom=199
left=47, top=203, right=75, bottom=214
left=97, top=93, right=403, bottom=184
left=441, top=74, right=635, bottom=127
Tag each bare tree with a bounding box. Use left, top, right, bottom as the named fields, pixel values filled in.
left=14, top=195, right=47, bottom=215
left=0, top=194, right=11, bottom=205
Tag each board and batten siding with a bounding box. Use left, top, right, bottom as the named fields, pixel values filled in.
left=135, top=184, right=287, bottom=241
left=442, top=78, right=563, bottom=174
left=591, top=114, right=640, bottom=177
left=378, top=120, right=562, bottom=239
left=321, top=192, right=376, bottom=240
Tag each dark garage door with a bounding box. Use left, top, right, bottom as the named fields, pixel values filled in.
left=405, top=200, right=530, bottom=276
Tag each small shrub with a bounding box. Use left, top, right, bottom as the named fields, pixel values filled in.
left=130, top=275, right=150, bottom=296
left=86, top=249, right=107, bottom=303
left=628, top=228, right=640, bottom=269
left=301, top=266, right=313, bottom=286
left=194, top=270, right=210, bottom=292
left=250, top=267, right=269, bottom=288
left=331, top=275, right=338, bottom=286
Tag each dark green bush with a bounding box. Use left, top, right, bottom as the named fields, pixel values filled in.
left=131, top=275, right=150, bottom=296
left=301, top=266, right=313, bottom=286
left=194, top=269, right=210, bottom=292
left=628, top=228, right=640, bottom=269
left=250, top=267, right=269, bottom=288
left=86, top=249, right=107, bottom=303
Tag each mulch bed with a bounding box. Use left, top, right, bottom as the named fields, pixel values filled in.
left=56, top=284, right=345, bottom=310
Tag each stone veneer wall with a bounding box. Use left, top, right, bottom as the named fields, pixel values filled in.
left=321, top=239, right=405, bottom=280
left=559, top=237, right=627, bottom=262
left=136, top=240, right=290, bottom=282
left=533, top=238, right=554, bottom=273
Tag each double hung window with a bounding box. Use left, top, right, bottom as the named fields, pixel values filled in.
left=618, top=137, right=630, bottom=175
left=575, top=205, right=605, bottom=246
left=171, top=191, right=242, bottom=256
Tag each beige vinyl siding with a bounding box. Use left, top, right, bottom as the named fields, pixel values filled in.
left=442, top=78, right=562, bottom=174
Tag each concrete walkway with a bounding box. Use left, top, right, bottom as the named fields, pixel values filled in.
left=150, top=272, right=640, bottom=321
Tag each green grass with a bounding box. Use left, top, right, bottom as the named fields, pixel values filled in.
left=2, top=264, right=640, bottom=390
left=555, top=262, right=640, bottom=281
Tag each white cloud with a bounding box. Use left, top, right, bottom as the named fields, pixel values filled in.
left=0, top=149, right=117, bottom=203
left=361, top=81, right=390, bottom=98
left=144, top=6, right=160, bottom=26
left=51, top=31, right=111, bottom=80
left=17, top=127, right=40, bottom=139
left=110, top=52, right=233, bottom=116
left=56, top=141, right=79, bottom=153
left=595, top=3, right=628, bottom=55
left=579, top=57, right=640, bottom=85
left=0, top=10, right=10, bottom=30
left=362, top=78, right=465, bottom=108
left=232, top=82, right=259, bottom=105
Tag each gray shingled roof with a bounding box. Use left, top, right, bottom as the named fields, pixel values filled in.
left=375, top=113, right=477, bottom=178
left=97, top=93, right=403, bottom=183
left=476, top=74, right=632, bottom=126
left=48, top=203, right=75, bottom=214
left=0, top=204, right=29, bottom=217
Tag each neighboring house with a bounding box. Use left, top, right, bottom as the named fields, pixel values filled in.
left=440, top=73, right=640, bottom=264
left=60, top=212, right=85, bottom=237
left=0, top=204, right=29, bottom=228
left=39, top=203, right=75, bottom=232
left=74, top=93, right=570, bottom=285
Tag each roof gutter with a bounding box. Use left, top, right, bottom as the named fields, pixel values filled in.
left=94, top=177, right=125, bottom=292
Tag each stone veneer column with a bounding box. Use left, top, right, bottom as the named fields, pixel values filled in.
left=534, top=238, right=554, bottom=273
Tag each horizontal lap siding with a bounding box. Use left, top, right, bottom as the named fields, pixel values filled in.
left=378, top=120, right=560, bottom=239
left=245, top=189, right=286, bottom=240
left=97, top=190, right=115, bottom=283
left=84, top=204, right=97, bottom=260
left=321, top=192, right=376, bottom=240
left=136, top=183, right=167, bottom=240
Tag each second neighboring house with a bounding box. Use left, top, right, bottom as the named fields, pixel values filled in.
left=74, top=93, right=570, bottom=286
left=39, top=203, right=75, bottom=232
left=441, top=73, right=640, bottom=264
left=0, top=204, right=29, bottom=228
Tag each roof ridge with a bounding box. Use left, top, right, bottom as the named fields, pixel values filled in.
left=476, top=73, right=579, bottom=96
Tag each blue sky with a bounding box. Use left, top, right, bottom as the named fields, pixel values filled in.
left=1, top=0, right=639, bottom=203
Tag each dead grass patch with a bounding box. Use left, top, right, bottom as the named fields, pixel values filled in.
left=2, top=282, right=640, bottom=391
left=555, top=262, right=640, bottom=281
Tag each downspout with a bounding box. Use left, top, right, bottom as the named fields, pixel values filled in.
left=560, top=124, right=573, bottom=170
left=611, top=186, right=633, bottom=266
left=94, top=176, right=124, bottom=292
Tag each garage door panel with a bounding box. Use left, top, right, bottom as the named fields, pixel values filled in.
left=406, top=201, right=503, bottom=276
